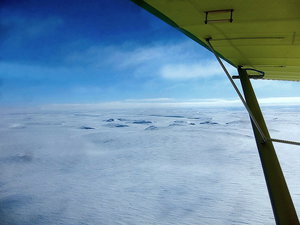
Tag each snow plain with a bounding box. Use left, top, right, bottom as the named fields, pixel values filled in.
left=0, top=105, right=300, bottom=225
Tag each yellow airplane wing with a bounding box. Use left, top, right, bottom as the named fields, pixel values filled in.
left=131, top=0, right=300, bottom=81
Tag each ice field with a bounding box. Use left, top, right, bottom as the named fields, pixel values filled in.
left=1, top=105, right=300, bottom=225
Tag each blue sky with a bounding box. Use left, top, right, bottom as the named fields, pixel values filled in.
left=1, top=0, right=300, bottom=105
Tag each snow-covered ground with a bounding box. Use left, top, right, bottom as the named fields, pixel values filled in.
left=0, top=105, right=300, bottom=225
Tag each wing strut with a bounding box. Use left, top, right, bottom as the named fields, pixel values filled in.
left=205, top=38, right=267, bottom=142
left=206, top=38, right=299, bottom=225
left=206, top=38, right=300, bottom=146
left=238, top=68, right=299, bottom=225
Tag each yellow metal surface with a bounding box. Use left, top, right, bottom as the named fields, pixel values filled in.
left=132, top=0, right=300, bottom=81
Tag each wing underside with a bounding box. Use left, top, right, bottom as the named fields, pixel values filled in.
left=131, top=0, right=300, bottom=81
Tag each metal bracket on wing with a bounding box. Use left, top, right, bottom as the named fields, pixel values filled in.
left=204, top=9, right=234, bottom=24
left=232, top=68, right=265, bottom=79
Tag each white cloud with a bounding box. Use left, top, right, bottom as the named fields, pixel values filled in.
left=108, top=42, right=238, bottom=80
left=116, top=46, right=166, bottom=67
left=258, top=97, right=300, bottom=106
left=40, top=99, right=241, bottom=110
left=40, top=97, right=300, bottom=110
left=65, top=40, right=238, bottom=80
left=65, top=41, right=210, bottom=73
left=160, top=61, right=221, bottom=79
left=124, top=98, right=174, bottom=102
left=115, top=41, right=196, bottom=68
left=160, top=60, right=237, bottom=80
